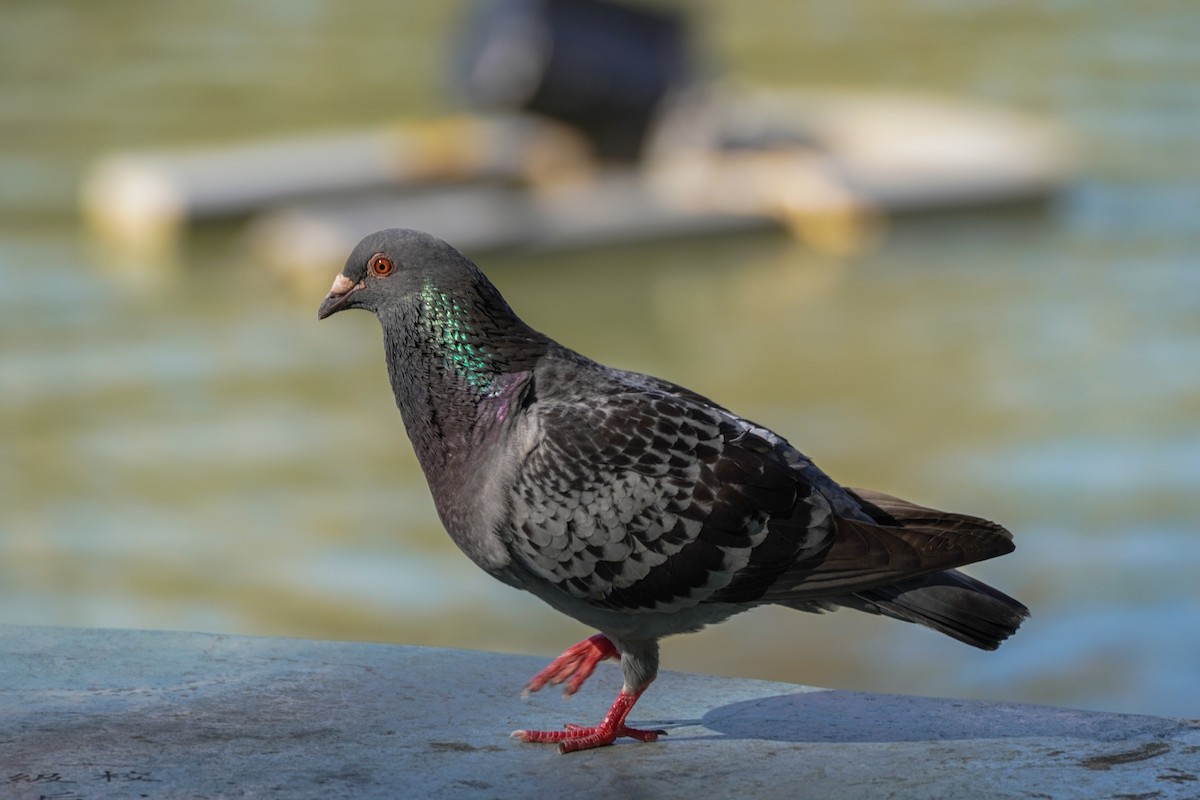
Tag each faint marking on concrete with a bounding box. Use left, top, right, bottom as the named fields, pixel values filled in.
left=427, top=741, right=504, bottom=753
left=1079, top=741, right=1171, bottom=770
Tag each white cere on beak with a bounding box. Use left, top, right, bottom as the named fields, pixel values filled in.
left=329, top=273, right=359, bottom=295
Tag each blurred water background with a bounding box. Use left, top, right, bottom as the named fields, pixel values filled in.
left=2, top=1, right=1198, bottom=720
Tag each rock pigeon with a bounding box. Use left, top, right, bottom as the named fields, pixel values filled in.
left=317, top=228, right=1029, bottom=753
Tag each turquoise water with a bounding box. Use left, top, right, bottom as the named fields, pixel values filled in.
left=1, top=2, right=1198, bottom=719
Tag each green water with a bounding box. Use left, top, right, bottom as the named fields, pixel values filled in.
left=2, top=1, right=1198, bottom=719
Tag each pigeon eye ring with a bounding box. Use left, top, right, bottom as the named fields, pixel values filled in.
left=369, top=254, right=395, bottom=277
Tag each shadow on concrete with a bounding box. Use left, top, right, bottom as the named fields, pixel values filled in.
left=681, top=690, right=1184, bottom=745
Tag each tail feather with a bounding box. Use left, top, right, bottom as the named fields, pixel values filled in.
left=765, top=491, right=1016, bottom=601
left=775, top=487, right=1028, bottom=649
left=847, top=569, right=1029, bottom=650
left=847, top=487, right=1015, bottom=543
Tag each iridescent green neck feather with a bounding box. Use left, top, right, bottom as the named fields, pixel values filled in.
left=379, top=265, right=550, bottom=481
left=420, top=277, right=500, bottom=395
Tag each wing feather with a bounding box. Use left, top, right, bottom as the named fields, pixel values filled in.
left=505, top=386, right=827, bottom=611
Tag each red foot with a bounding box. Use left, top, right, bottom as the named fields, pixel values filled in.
left=512, top=687, right=664, bottom=754
left=523, top=634, right=619, bottom=697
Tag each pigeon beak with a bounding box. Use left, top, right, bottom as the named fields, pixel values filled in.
left=317, top=274, right=365, bottom=320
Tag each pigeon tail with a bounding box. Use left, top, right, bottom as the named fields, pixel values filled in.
left=777, top=487, right=1028, bottom=649
left=845, top=487, right=1028, bottom=649
left=850, top=568, right=1029, bottom=650
left=764, top=497, right=1016, bottom=602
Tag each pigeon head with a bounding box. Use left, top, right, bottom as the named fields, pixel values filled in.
left=317, top=228, right=548, bottom=445
left=317, top=228, right=486, bottom=322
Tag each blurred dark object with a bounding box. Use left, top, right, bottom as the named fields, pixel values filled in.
left=453, top=0, right=695, bottom=162
left=82, top=1, right=1071, bottom=275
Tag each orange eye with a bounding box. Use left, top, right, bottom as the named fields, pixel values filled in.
left=369, top=254, right=394, bottom=277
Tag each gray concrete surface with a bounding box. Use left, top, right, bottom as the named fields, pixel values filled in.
left=2, top=625, right=1197, bottom=799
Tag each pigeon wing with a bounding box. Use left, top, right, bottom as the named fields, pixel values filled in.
left=505, top=388, right=833, bottom=613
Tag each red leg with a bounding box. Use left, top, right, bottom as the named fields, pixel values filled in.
left=512, top=685, right=664, bottom=754
left=523, top=634, right=619, bottom=697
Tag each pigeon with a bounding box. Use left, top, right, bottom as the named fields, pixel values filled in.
left=317, top=228, right=1029, bottom=753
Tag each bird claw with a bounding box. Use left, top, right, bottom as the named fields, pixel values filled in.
left=522, top=634, right=619, bottom=697
left=512, top=686, right=660, bottom=753
left=512, top=723, right=665, bottom=754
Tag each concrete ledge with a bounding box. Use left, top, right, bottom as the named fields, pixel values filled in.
left=3, top=626, right=1197, bottom=799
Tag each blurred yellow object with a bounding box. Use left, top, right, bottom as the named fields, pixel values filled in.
left=79, top=114, right=596, bottom=259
